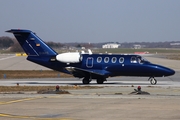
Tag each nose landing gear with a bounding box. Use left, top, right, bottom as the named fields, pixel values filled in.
left=148, top=77, right=157, bottom=85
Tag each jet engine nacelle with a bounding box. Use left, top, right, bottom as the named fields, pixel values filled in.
left=56, top=52, right=82, bottom=63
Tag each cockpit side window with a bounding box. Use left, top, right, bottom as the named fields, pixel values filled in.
left=137, top=56, right=143, bottom=64
left=131, top=56, right=137, bottom=63
left=137, top=56, right=149, bottom=64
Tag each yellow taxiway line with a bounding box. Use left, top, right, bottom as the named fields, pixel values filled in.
left=0, top=97, right=43, bottom=105
left=0, top=95, right=73, bottom=120
left=0, top=95, right=65, bottom=105
left=0, top=113, right=72, bottom=120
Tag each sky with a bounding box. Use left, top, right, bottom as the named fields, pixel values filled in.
left=0, top=0, right=180, bottom=43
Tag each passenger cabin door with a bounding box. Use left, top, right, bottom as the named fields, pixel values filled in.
left=86, top=57, right=93, bottom=68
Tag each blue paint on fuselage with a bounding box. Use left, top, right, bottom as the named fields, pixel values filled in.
left=26, top=53, right=175, bottom=78
left=79, top=54, right=175, bottom=77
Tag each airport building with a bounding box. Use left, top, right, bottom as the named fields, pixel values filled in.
left=102, top=43, right=120, bottom=48
left=170, top=43, right=180, bottom=48
left=133, top=44, right=142, bottom=49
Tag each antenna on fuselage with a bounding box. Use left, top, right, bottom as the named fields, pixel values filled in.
left=88, top=49, right=92, bottom=55
left=81, top=51, right=85, bottom=54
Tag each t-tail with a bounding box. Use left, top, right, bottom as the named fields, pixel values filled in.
left=6, top=29, right=57, bottom=56
left=5, top=29, right=68, bottom=72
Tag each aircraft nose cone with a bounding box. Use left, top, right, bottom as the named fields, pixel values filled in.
left=169, top=69, right=175, bottom=76
left=154, top=64, right=175, bottom=77
left=163, top=68, right=175, bottom=76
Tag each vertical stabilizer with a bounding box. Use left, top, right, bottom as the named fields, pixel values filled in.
left=6, top=29, right=57, bottom=56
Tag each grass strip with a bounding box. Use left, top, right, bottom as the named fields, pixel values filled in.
left=0, top=70, right=72, bottom=79
left=0, top=86, right=102, bottom=92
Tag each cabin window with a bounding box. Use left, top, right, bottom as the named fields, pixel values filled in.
left=104, top=57, right=109, bottom=63
left=97, top=57, right=102, bottom=63
left=119, top=57, right=124, bottom=63
left=111, top=57, right=117, bottom=63
left=131, top=56, right=137, bottom=63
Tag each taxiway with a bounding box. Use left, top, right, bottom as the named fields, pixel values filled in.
left=0, top=54, right=180, bottom=120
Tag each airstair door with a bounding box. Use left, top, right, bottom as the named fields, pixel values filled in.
left=86, top=57, right=93, bottom=68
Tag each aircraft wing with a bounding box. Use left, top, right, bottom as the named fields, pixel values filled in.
left=65, top=67, right=110, bottom=78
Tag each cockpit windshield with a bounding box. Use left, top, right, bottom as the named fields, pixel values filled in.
left=131, top=56, right=150, bottom=64
left=137, top=56, right=149, bottom=64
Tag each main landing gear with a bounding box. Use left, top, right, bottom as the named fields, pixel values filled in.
left=96, top=78, right=106, bottom=84
left=82, top=77, right=106, bottom=84
left=82, top=77, right=91, bottom=84
left=148, top=77, right=157, bottom=85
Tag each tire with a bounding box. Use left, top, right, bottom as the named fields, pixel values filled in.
left=150, top=78, right=157, bottom=85
left=82, top=78, right=90, bottom=84
left=96, top=78, right=104, bottom=84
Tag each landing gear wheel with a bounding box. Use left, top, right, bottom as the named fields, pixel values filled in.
left=149, top=77, right=157, bottom=85
left=96, top=78, right=106, bottom=84
left=82, top=78, right=90, bottom=84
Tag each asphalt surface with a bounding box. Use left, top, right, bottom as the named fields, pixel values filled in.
left=0, top=75, right=179, bottom=86
left=0, top=54, right=180, bottom=120
left=0, top=54, right=50, bottom=70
